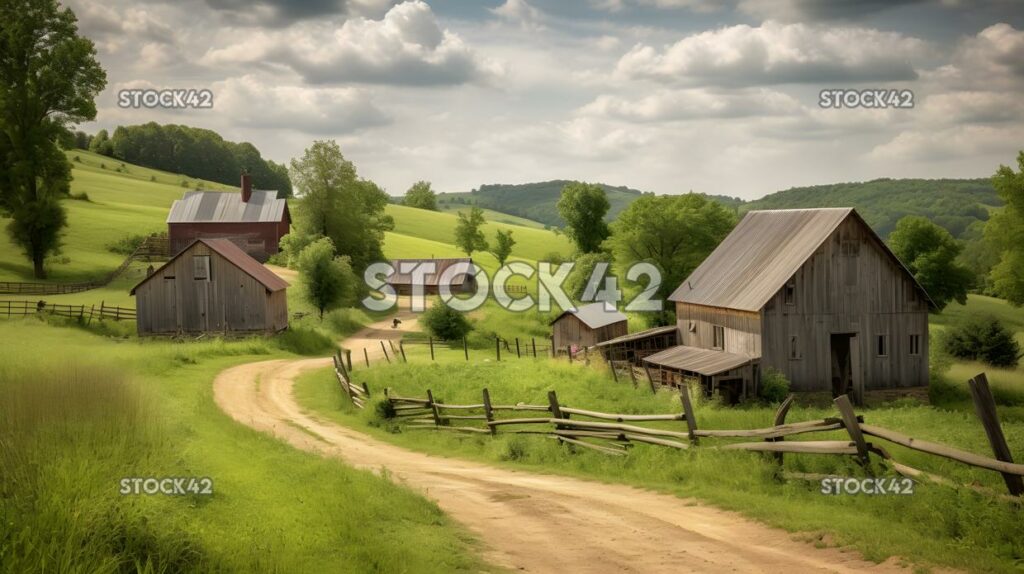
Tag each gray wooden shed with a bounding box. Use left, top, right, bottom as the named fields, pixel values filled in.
left=131, top=238, right=289, bottom=335
left=551, top=302, right=628, bottom=351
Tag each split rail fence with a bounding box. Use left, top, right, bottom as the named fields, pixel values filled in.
left=352, top=335, right=555, bottom=367
left=0, top=300, right=136, bottom=322
left=327, top=367, right=1023, bottom=499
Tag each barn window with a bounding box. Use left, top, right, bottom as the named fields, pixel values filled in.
left=712, top=325, right=724, bottom=349
left=789, top=335, right=800, bottom=360
left=784, top=277, right=795, bottom=305
left=876, top=334, right=888, bottom=357
left=193, top=255, right=211, bottom=280
left=909, top=334, right=921, bottom=356
left=688, top=321, right=696, bottom=333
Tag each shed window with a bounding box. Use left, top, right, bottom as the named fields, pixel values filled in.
left=688, top=321, right=696, bottom=333
left=789, top=335, right=800, bottom=360
left=784, top=277, right=795, bottom=305
left=909, top=334, right=921, bottom=356
left=876, top=334, right=888, bottom=357
left=712, top=325, right=724, bottom=350
left=193, top=255, right=211, bottom=280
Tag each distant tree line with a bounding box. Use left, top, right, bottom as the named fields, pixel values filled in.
left=75, top=122, right=292, bottom=196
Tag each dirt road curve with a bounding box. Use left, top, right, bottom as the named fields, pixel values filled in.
left=213, top=313, right=914, bottom=573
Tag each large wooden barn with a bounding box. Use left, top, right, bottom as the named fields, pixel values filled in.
left=642, top=208, right=932, bottom=404
left=551, top=302, right=628, bottom=352
left=131, top=238, right=289, bottom=336
left=167, top=174, right=290, bottom=262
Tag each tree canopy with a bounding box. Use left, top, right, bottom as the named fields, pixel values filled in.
left=403, top=180, right=438, bottom=211
left=295, top=237, right=357, bottom=319
left=986, top=151, right=1024, bottom=306
left=490, top=229, right=515, bottom=266
left=608, top=194, right=737, bottom=305
left=556, top=182, right=610, bottom=254
left=454, top=207, right=488, bottom=257
left=290, top=140, right=393, bottom=273
left=0, top=0, right=106, bottom=277
left=888, top=215, right=973, bottom=311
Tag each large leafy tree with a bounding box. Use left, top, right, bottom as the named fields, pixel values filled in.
left=0, top=0, right=106, bottom=278
left=986, top=151, right=1024, bottom=306
left=290, top=140, right=393, bottom=273
left=556, top=182, right=609, bottom=253
left=888, top=215, right=973, bottom=311
left=608, top=194, right=736, bottom=304
left=454, top=206, right=488, bottom=257
left=403, top=180, right=437, bottom=211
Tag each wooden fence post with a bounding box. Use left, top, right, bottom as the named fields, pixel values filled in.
left=969, top=373, right=1024, bottom=496
left=482, top=388, right=496, bottom=435
left=495, top=337, right=501, bottom=361
left=399, top=340, right=407, bottom=363
left=609, top=361, right=620, bottom=383
left=680, top=387, right=698, bottom=445
left=380, top=341, right=391, bottom=363
left=463, top=337, right=469, bottom=361
left=547, top=390, right=564, bottom=421
left=766, top=394, right=794, bottom=465
left=643, top=365, right=656, bottom=391
left=345, top=349, right=352, bottom=372
left=567, top=346, right=572, bottom=364
left=363, top=347, right=370, bottom=368
left=515, top=337, right=521, bottom=358
left=627, top=364, right=639, bottom=388
left=531, top=338, right=537, bottom=358
left=550, top=336, right=555, bottom=358
left=834, top=394, right=870, bottom=466
left=426, top=389, right=442, bottom=427
left=429, top=337, right=435, bottom=361
left=362, top=382, right=371, bottom=398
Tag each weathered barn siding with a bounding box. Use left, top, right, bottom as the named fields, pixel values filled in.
left=134, top=241, right=288, bottom=335
left=675, top=303, right=761, bottom=358
left=552, top=315, right=628, bottom=349
left=759, top=216, right=929, bottom=394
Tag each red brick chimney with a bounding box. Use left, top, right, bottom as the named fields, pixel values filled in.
left=241, top=173, right=252, bottom=202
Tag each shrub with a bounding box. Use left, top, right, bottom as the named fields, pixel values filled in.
left=942, top=315, right=1021, bottom=368
left=275, top=327, right=335, bottom=355
left=420, top=304, right=472, bottom=341
left=68, top=191, right=90, bottom=201
left=758, top=368, right=791, bottom=404
left=106, top=233, right=147, bottom=255
left=324, top=308, right=368, bottom=338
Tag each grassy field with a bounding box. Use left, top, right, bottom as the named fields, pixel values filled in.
left=296, top=356, right=1024, bottom=574
left=0, top=318, right=488, bottom=573
left=437, top=204, right=547, bottom=229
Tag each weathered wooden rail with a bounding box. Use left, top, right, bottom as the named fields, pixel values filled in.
left=0, top=299, right=135, bottom=322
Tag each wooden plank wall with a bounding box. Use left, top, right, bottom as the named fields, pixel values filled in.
left=552, top=315, right=628, bottom=349
left=760, top=217, right=929, bottom=392
left=675, top=303, right=761, bottom=357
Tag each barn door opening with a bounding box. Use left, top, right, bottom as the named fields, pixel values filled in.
left=830, top=334, right=854, bottom=398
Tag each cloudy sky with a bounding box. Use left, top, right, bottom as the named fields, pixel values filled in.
left=67, top=0, right=1024, bottom=200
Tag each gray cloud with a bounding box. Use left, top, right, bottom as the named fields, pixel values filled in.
left=201, top=0, right=399, bottom=27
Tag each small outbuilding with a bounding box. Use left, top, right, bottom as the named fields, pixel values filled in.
left=167, top=174, right=290, bottom=262
left=131, top=238, right=289, bottom=336
left=386, top=258, right=478, bottom=295
left=550, top=302, right=628, bottom=352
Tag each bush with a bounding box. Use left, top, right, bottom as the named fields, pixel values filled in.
left=106, top=233, right=148, bottom=255
left=275, top=327, right=335, bottom=355
left=758, top=368, right=791, bottom=404
left=942, top=315, right=1021, bottom=368
left=420, top=304, right=472, bottom=341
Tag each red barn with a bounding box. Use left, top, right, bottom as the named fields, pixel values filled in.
left=167, top=174, right=290, bottom=262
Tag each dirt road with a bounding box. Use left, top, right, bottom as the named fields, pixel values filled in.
left=213, top=313, right=914, bottom=573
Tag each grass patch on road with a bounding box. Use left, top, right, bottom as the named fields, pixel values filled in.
left=295, top=359, right=1024, bottom=574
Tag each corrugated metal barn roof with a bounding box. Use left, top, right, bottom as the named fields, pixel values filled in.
left=593, top=325, right=677, bottom=347
left=668, top=208, right=851, bottom=312
left=551, top=302, right=627, bottom=329
left=167, top=190, right=287, bottom=224
left=643, top=345, right=754, bottom=376
left=131, top=238, right=289, bottom=294
left=386, top=259, right=475, bottom=287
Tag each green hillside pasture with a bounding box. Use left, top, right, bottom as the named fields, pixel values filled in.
left=297, top=359, right=1024, bottom=574
left=0, top=319, right=486, bottom=573
left=437, top=204, right=547, bottom=229
left=386, top=204, right=572, bottom=262
left=0, top=150, right=235, bottom=282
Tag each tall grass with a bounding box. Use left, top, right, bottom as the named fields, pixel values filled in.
left=0, top=363, right=208, bottom=573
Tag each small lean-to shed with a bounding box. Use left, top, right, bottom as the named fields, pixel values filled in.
left=550, top=302, right=628, bottom=351
left=131, top=238, right=289, bottom=335
left=386, top=258, right=477, bottom=295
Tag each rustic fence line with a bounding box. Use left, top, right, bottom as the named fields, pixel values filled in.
left=0, top=299, right=136, bottom=322
left=333, top=351, right=369, bottom=409
left=0, top=235, right=167, bottom=295
left=355, top=372, right=1023, bottom=499
left=353, top=335, right=556, bottom=366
